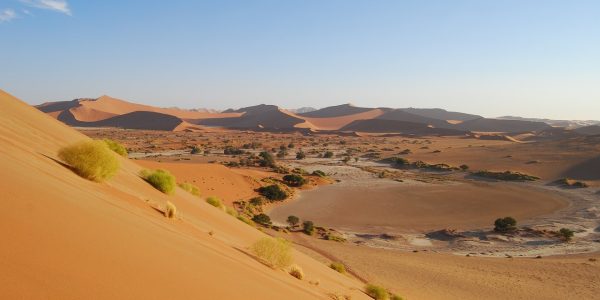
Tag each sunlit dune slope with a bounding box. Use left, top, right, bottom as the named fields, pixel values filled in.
left=0, top=90, right=368, bottom=299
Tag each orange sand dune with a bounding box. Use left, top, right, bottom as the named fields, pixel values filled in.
left=0, top=89, right=369, bottom=299
left=297, top=109, right=386, bottom=131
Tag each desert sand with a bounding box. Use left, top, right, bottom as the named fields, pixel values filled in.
left=0, top=90, right=370, bottom=299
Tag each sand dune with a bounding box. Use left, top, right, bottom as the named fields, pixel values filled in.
left=341, top=119, right=467, bottom=136
left=455, top=118, right=551, bottom=133
left=300, top=109, right=387, bottom=131
left=0, top=89, right=369, bottom=299
left=400, top=107, right=481, bottom=121
left=194, top=104, right=308, bottom=130
left=300, top=103, right=379, bottom=118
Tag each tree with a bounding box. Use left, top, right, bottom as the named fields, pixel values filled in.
left=259, top=151, right=276, bottom=167
left=258, top=184, right=288, bottom=201
left=296, top=150, right=306, bottom=160
left=252, top=213, right=272, bottom=225
left=303, top=220, right=314, bottom=235
left=558, top=228, right=574, bottom=241
left=283, top=174, right=307, bottom=187
left=286, top=215, right=300, bottom=228
left=494, top=217, right=517, bottom=232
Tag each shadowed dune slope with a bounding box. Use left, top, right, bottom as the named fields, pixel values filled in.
left=58, top=109, right=185, bottom=130
left=0, top=90, right=368, bottom=300
left=575, top=125, right=600, bottom=136
left=300, top=103, right=379, bottom=118
left=340, top=119, right=467, bottom=136
left=194, top=104, right=308, bottom=130
left=376, top=109, right=452, bottom=128
left=455, top=118, right=551, bottom=133
left=400, top=108, right=481, bottom=121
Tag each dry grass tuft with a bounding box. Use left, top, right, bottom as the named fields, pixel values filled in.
left=165, top=201, right=177, bottom=218
left=251, top=237, right=293, bottom=269
left=288, top=264, right=304, bottom=280
left=58, top=140, right=120, bottom=182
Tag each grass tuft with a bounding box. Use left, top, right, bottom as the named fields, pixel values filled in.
left=365, top=284, right=389, bottom=300
left=329, top=262, right=346, bottom=274
left=289, top=264, right=304, bottom=280
left=251, top=237, right=293, bottom=269
left=178, top=182, right=201, bottom=196
left=165, top=201, right=177, bottom=218
left=103, top=139, right=128, bottom=157
left=58, top=140, right=120, bottom=182
left=140, top=169, right=176, bottom=194
left=206, top=196, right=223, bottom=209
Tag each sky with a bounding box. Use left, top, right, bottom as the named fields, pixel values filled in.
left=0, top=0, right=599, bottom=119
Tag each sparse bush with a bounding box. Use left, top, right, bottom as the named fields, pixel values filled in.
left=312, top=170, right=326, bottom=177
left=287, top=215, right=300, bottom=228
left=58, top=140, right=120, bottom=182
left=296, top=150, right=306, bottom=160
left=494, top=216, right=517, bottom=232
left=283, top=174, right=307, bottom=187
left=390, top=294, right=404, bottom=300
left=323, top=151, right=334, bottom=158
left=558, top=228, right=574, bottom=241
left=365, top=284, right=389, bottom=300
left=473, top=170, right=539, bottom=181
left=251, top=237, right=293, bottom=269
left=330, top=262, right=346, bottom=274
left=206, top=196, right=223, bottom=209
left=190, top=145, right=202, bottom=154
left=303, top=220, right=315, bottom=235
left=258, top=184, right=288, bottom=201
left=249, top=196, right=265, bottom=207
left=103, top=139, right=128, bottom=157
left=178, top=182, right=200, bottom=196
left=325, top=234, right=346, bottom=242
left=224, top=146, right=245, bottom=155
left=459, top=164, right=469, bottom=171
left=237, top=215, right=254, bottom=226
left=289, top=264, right=304, bottom=280
left=252, top=213, right=272, bottom=225
left=225, top=206, right=238, bottom=217
left=259, top=151, right=276, bottom=167
left=165, top=201, right=177, bottom=219
left=140, top=169, right=176, bottom=194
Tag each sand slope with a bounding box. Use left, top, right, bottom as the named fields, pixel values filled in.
left=0, top=90, right=368, bottom=299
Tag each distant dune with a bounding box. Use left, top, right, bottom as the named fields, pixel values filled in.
left=454, top=118, right=551, bottom=133
left=341, top=119, right=467, bottom=136
left=300, top=103, right=378, bottom=118
left=400, top=108, right=481, bottom=122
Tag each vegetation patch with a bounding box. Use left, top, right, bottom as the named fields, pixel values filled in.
left=555, top=178, right=589, bottom=188
left=494, top=216, right=517, bottom=233
left=283, top=174, right=307, bottom=187
left=288, top=264, right=304, bottom=280
left=312, top=170, right=327, bottom=177
left=251, top=237, right=293, bottom=269
left=252, top=213, right=272, bottom=225
left=258, top=184, right=288, bottom=201
left=365, top=284, right=389, bottom=300
left=140, top=169, right=176, bottom=194
left=303, top=220, right=315, bottom=235
left=558, top=228, right=574, bottom=241
left=103, top=139, right=128, bottom=157
left=164, top=201, right=177, bottom=219
left=178, top=182, right=201, bottom=196
left=58, top=140, right=120, bottom=182
left=206, top=196, right=223, bottom=209
left=472, top=170, right=539, bottom=181
left=329, top=262, right=346, bottom=274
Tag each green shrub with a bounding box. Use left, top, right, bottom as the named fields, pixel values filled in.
left=251, top=237, right=293, bottom=269
left=330, top=262, right=346, bottom=274
left=249, top=197, right=265, bottom=207
left=252, top=213, right=272, bottom=225
left=365, top=284, right=389, bottom=300
left=289, top=264, right=304, bottom=280
left=258, top=184, right=288, bottom=201
left=259, top=151, right=276, bottom=167
left=206, top=196, right=223, bottom=209
left=494, top=216, right=517, bottom=232
left=237, top=215, right=255, bottom=226
left=558, top=228, right=574, bottom=241
left=286, top=215, right=300, bottom=228
left=165, top=201, right=177, bottom=219
left=312, top=170, right=326, bottom=177
left=178, top=182, right=201, bottom=197
left=303, top=220, right=315, bottom=235
left=283, top=174, right=307, bottom=187
left=58, top=140, right=120, bottom=182
left=103, top=139, right=128, bottom=157
left=225, top=206, right=238, bottom=217
left=140, top=169, right=176, bottom=194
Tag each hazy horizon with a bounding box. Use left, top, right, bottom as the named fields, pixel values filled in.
left=1, top=0, right=599, bottom=120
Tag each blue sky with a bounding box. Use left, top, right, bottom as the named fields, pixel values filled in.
left=1, top=0, right=599, bottom=119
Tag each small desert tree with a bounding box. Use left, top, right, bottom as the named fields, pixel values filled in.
left=258, top=184, right=288, bottom=201
left=252, top=213, right=272, bottom=225
left=558, top=228, right=574, bottom=241
left=286, top=215, right=300, bottom=228
left=283, top=174, right=307, bottom=187
left=494, top=216, right=517, bottom=233
left=259, top=151, right=276, bottom=167
left=303, top=220, right=315, bottom=235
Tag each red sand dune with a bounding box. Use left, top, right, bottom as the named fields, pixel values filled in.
left=0, top=89, right=369, bottom=300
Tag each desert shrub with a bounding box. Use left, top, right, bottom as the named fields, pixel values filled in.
left=178, top=182, right=201, bottom=197
left=286, top=215, right=300, bottom=228
left=399, top=149, right=412, bottom=155
left=287, top=143, right=295, bottom=148
left=252, top=213, right=272, bottom=225
left=472, top=170, right=539, bottom=181
left=206, top=196, right=223, bottom=209
left=259, top=151, right=276, bottom=167
left=258, top=184, right=288, bottom=201
left=390, top=294, right=404, bottom=300
left=558, top=228, right=574, bottom=241
left=237, top=215, right=255, bottom=226
left=103, top=139, right=128, bottom=157
left=224, top=146, right=245, bottom=155
left=140, top=169, right=176, bottom=194
left=303, top=220, right=315, bottom=235
left=494, top=216, right=517, bottom=232
left=296, top=150, right=306, bottom=160
left=330, top=262, right=346, bottom=274
left=289, top=264, right=304, bottom=280
left=190, top=145, right=202, bottom=154
left=249, top=196, right=265, bottom=207
left=58, top=140, right=120, bottom=182
left=283, top=174, right=307, bottom=187
left=365, top=284, right=389, bottom=300
left=312, top=170, right=326, bottom=177
left=165, top=201, right=177, bottom=219
left=325, top=234, right=346, bottom=242
left=251, top=237, right=293, bottom=269
left=225, top=206, right=238, bottom=217
left=323, top=151, right=334, bottom=158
